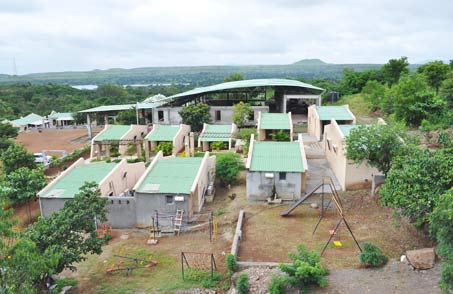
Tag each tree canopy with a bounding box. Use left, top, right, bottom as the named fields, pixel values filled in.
left=232, top=102, right=253, bottom=128
left=179, top=103, right=211, bottom=132
left=0, top=142, right=36, bottom=175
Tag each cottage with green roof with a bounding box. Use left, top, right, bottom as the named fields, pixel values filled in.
left=90, top=124, right=148, bottom=159
left=48, top=111, right=74, bottom=127
left=38, top=158, right=146, bottom=226
left=10, top=113, right=46, bottom=131
left=144, top=124, right=190, bottom=159
left=133, top=151, right=216, bottom=225
left=323, top=119, right=384, bottom=191
left=245, top=134, right=308, bottom=201
left=257, top=112, right=293, bottom=141
left=198, top=123, right=237, bottom=151
left=307, top=105, right=356, bottom=141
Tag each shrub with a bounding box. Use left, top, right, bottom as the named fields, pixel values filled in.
left=226, top=253, right=238, bottom=273
left=236, top=128, right=257, bottom=154
left=216, top=152, right=243, bottom=185
left=236, top=273, right=249, bottom=294
left=185, top=268, right=221, bottom=288
left=359, top=242, right=388, bottom=267
left=155, top=142, right=173, bottom=156
left=211, top=141, right=227, bottom=151
left=272, top=130, right=290, bottom=141
left=232, top=102, right=253, bottom=128
left=268, top=275, right=288, bottom=294
left=279, top=244, right=328, bottom=288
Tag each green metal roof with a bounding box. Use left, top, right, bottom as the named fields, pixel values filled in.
left=49, top=112, right=74, bottom=120
left=259, top=113, right=291, bottom=130
left=167, top=79, right=324, bottom=100
left=249, top=141, right=304, bottom=172
left=338, top=124, right=360, bottom=138
left=146, top=125, right=180, bottom=141
left=316, top=106, right=354, bottom=121
left=200, top=124, right=232, bottom=142
left=11, top=113, right=44, bottom=126
left=95, top=125, right=131, bottom=141
left=41, top=162, right=118, bottom=198
left=79, top=104, right=135, bottom=113
left=136, top=157, right=203, bottom=194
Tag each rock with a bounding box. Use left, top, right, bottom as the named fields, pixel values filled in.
left=60, top=286, right=72, bottom=294
left=120, top=234, right=129, bottom=240
left=310, top=202, right=319, bottom=209
left=406, top=248, right=435, bottom=270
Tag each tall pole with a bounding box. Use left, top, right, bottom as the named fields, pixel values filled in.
left=136, top=102, right=139, bottom=125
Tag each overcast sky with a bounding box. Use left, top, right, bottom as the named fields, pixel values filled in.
left=0, top=0, right=452, bottom=74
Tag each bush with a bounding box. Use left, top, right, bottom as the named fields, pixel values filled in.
left=185, top=268, right=221, bottom=288
left=359, top=242, right=388, bottom=267
left=272, top=130, right=290, bottom=141
left=155, top=142, right=173, bottom=156
left=211, top=141, right=227, bottom=151
left=216, top=152, right=243, bottom=185
left=236, top=128, right=257, bottom=154
left=279, top=244, right=328, bottom=288
left=226, top=253, right=238, bottom=273
left=268, top=275, right=288, bottom=294
left=236, top=273, right=249, bottom=294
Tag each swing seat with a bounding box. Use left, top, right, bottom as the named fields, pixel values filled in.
left=333, top=241, right=342, bottom=247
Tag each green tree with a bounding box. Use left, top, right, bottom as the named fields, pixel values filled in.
left=361, top=80, right=387, bottom=111
left=380, top=148, right=453, bottom=225
left=155, top=142, right=173, bottom=156
left=272, top=130, right=291, bottom=142
left=381, top=56, right=409, bottom=86
left=236, top=128, right=257, bottom=154
left=430, top=189, right=453, bottom=293
left=96, top=83, right=127, bottom=98
left=116, top=108, right=137, bottom=125
left=179, top=103, right=211, bottom=132
left=216, top=152, right=243, bottom=185
left=25, top=182, right=108, bottom=275
left=417, top=61, right=450, bottom=93
left=1, top=167, right=46, bottom=205
left=232, top=102, right=253, bottom=128
left=345, top=125, right=405, bottom=177
left=0, top=143, right=36, bottom=175
left=224, top=72, right=244, bottom=82
left=389, top=73, right=443, bottom=126
left=0, top=123, right=18, bottom=139
left=440, top=78, right=453, bottom=108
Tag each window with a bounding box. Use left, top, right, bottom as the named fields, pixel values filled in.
left=158, top=110, right=164, bottom=121
left=279, top=172, right=287, bottom=180
left=215, top=110, right=221, bottom=121
left=166, top=195, right=174, bottom=204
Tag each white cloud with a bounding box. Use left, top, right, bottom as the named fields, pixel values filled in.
left=0, top=0, right=452, bottom=74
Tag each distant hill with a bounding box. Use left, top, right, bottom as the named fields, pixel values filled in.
left=0, top=60, right=420, bottom=86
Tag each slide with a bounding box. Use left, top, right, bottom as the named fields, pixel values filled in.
left=280, top=182, right=323, bottom=216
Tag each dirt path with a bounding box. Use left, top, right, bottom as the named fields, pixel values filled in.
left=312, top=260, right=441, bottom=294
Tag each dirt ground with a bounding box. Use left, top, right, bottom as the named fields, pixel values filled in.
left=14, top=127, right=101, bottom=153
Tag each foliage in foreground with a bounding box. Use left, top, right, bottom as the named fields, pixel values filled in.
left=380, top=147, right=453, bottom=226
left=156, top=141, right=173, bottom=156
left=359, top=242, right=388, bottom=267
left=268, top=275, right=289, bottom=294
left=215, top=152, right=243, bottom=185
left=236, top=273, right=249, bottom=294
left=346, top=124, right=405, bottom=177
left=430, top=189, right=453, bottom=293
left=276, top=244, right=329, bottom=290
left=0, top=142, right=36, bottom=175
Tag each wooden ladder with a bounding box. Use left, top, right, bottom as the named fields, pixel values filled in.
left=174, top=209, right=184, bottom=235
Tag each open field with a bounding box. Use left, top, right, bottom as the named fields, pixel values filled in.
left=14, top=127, right=101, bottom=154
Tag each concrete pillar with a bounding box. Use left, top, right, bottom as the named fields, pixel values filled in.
left=185, top=136, right=190, bottom=157
left=189, top=132, right=195, bottom=157
left=96, top=144, right=101, bottom=160
left=144, top=141, right=150, bottom=162
left=282, top=95, right=287, bottom=113
left=87, top=114, right=92, bottom=138
left=136, top=142, right=142, bottom=158
left=104, top=114, right=108, bottom=125
left=105, top=144, right=110, bottom=158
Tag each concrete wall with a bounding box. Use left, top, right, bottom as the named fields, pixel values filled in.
left=308, top=105, right=356, bottom=141
left=39, top=198, right=71, bottom=218
left=135, top=193, right=190, bottom=227
left=323, top=120, right=379, bottom=191
left=118, top=125, right=148, bottom=156
left=153, top=105, right=268, bottom=125
left=104, top=196, right=137, bottom=228
left=246, top=171, right=301, bottom=201
left=99, top=160, right=146, bottom=196
left=172, top=124, right=190, bottom=155
left=191, top=153, right=215, bottom=213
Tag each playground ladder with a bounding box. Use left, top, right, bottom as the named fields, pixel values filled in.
left=174, top=209, right=184, bottom=235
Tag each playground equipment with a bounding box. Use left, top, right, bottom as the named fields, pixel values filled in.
left=181, top=251, right=217, bottom=280
left=281, top=177, right=362, bottom=256
left=151, top=211, right=218, bottom=242
left=106, top=254, right=158, bottom=275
